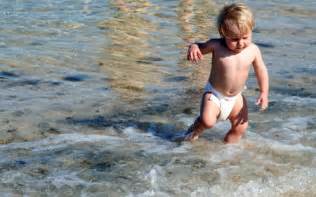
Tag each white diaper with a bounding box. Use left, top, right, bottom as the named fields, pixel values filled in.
left=204, top=83, right=240, bottom=121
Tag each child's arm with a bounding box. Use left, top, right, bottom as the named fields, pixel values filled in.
left=187, top=39, right=214, bottom=63
left=253, top=45, right=269, bottom=110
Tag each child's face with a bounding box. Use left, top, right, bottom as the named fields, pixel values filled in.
left=224, top=31, right=252, bottom=53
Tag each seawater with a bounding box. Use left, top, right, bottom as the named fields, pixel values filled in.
left=0, top=0, right=315, bottom=196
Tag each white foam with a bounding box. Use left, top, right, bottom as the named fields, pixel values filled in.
left=208, top=145, right=243, bottom=164
left=145, top=166, right=161, bottom=190
left=187, top=167, right=316, bottom=197
left=0, top=126, right=191, bottom=156
left=268, top=141, right=315, bottom=153
left=128, top=165, right=170, bottom=197
left=282, top=96, right=316, bottom=104
left=123, top=126, right=154, bottom=142
left=0, top=169, right=93, bottom=195
left=0, top=133, right=123, bottom=152
left=281, top=116, right=313, bottom=131
left=122, top=126, right=192, bottom=154
left=46, top=171, right=90, bottom=189
left=233, top=168, right=316, bottom=197
left=190, top=187, right=216, bottom=197
left=129, top=190, right=169, bottom=197
left=246, top=130, right=316, bottom=153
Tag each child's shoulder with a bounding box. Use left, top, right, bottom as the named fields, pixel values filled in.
left=207, top=38, right=225, bottom=48
left=208, top=38, right=224, bottom=44
left=249, top=43, right=262, bottom=53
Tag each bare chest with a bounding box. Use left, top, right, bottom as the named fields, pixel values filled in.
left=214, top=51, right=254, bottom=72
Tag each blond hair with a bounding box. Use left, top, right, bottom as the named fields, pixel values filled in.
left=217, top=3, right=255, bottom=37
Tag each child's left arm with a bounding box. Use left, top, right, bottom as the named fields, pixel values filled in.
left=252, top=45, right=269, bottom=110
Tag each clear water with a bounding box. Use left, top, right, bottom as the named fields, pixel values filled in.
left=0, top=0, right=315, bottom=196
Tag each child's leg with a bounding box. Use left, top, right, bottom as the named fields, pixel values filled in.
left=185, top=92, right=220, bottom=141
left=224, top=95, right=248, bottom=144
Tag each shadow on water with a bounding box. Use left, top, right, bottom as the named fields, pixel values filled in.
left=64, top=116, right=188, bottom=143
left=63, top=104, right=189, bottom=143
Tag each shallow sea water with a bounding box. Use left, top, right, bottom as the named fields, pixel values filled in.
left=0, top=0, right=316, bottom=196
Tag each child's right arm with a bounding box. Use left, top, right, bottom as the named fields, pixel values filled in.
left=187, top=39, right=214, bottom=63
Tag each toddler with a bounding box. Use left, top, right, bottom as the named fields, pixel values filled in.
left=185, top=3, right=269, bottom=143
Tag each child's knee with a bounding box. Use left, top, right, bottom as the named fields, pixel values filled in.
left=200, top=116, right=216, bottom=129
left=232, top=121, right=248, bottom=135
left=240, top=123, right=248, bottom=134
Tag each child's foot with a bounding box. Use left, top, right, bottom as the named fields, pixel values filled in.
left=184, top=130, right=200, bottom=141
left=184, top=119, right=204, bottom=142
left=170, top=131, right=188, bottom=142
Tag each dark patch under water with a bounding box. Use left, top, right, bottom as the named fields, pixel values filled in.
left=271, top=86, right=316, bottom=98
left=255, top=42, right=275, bottom=48
left=165, top=76, right=188, bottom=82
left=63, top=74, right=90, bottom=82
left=294, top=66, right=316, bottom=75
left=0, top=71, right=20, bottom=78
left=2, top=79, right=41, bottom=88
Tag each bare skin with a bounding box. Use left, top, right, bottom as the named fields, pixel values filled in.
left=185, top=32, right=269, bottom=143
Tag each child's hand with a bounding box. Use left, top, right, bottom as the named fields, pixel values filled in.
left=256, top=93, right=268, bottom=111
left=187, top=44, right=203, bottom=63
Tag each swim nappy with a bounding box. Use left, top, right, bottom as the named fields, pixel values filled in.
left=204, top=83, right=240, bottom=121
